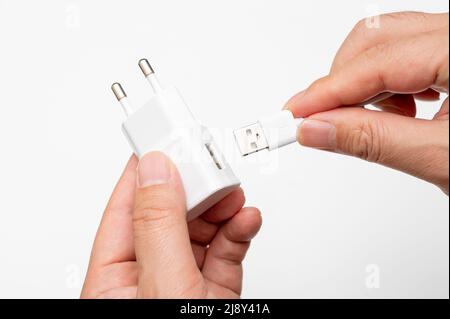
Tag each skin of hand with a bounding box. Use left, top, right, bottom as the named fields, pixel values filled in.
left=81, top=152, right=262, bottom=298
left=285, top=11, right=449, bottom=194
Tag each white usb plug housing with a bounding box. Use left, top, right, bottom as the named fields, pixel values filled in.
left=112, top=59, right=240, bottom=221
left=234, top=110, right=303, bottom=156
left=233, top=93, right=397, bottom=157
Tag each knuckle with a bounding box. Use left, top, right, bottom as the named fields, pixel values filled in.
left=350, top=13, right=404, bottom=43
left=343, top=119, right=386, bottom=163
left=351, top=12, right=431, bottom=45
left=308, top=77, right=327, bottom=92
left=133, top=205, right=173, bottom=228
left=347, top=18, right=377, bottom=46
left=351, top=16, right=382, bottom=36
left=364, top=42, right=389, bottom=60
left=221, top=242, right=250, bottom=265
left=383, top=11, right=429, bottom=23
left=353, top=18, right=368, bottom=34
left=133, top=187, right=184, bottom=229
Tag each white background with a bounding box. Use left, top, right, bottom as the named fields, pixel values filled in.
left=0, top=0, right=448, bottom=298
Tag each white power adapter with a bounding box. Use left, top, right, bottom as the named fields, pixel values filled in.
left=111, top=59, right=240, bottom=221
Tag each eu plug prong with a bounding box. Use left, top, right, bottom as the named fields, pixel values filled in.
left=138, top=58, right=162, bottom=93
left=111, top=82, right=133, bottom=116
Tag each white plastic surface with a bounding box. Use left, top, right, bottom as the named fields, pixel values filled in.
left=122, top=86, right=240, bottom=221
left=258, top=110, right=302, bottom=150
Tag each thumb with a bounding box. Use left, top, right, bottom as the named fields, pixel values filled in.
left=298, top=107, right=449, bottom=192
left=133, top=151, right=203, bottom=298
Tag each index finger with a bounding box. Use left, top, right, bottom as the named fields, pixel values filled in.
left=285, top=28, right=449, bottom=118
left=88, top=155, right=138, bottom=267
left=331, top=12, right=449, bottom=73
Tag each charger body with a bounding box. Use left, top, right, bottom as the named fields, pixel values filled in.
left=122, top=86, right=240, bottom=221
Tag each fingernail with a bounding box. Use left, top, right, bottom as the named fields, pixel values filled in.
left=138, top=151, right=172, bottom=188
left=298, top=119, right=337, bottom=149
